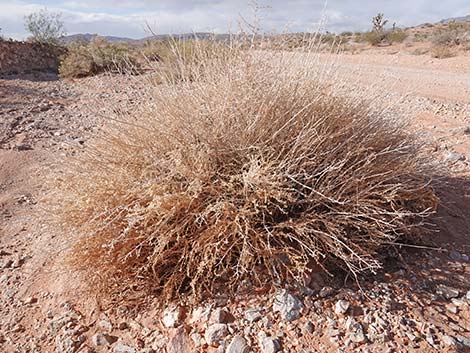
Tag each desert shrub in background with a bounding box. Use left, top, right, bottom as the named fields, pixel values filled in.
left=431, top=22, right=470, bottom=46
left=387, top=29, right=407, bottom=43
left=428, top=22, right=470, bottom=58
left=24, top=9, right=66, bottom=46
left=431, top=45, right=456, bottom=59
left=49, top=37, right=437, bottom=304
left=357, top=13, right=408, bottom=46
left=358, top=29, right=408, bottom=46
left=58, top=42, right=95, bottom=78
left=87, top=36, right=139, bottom=72
left=358, top=30, right=383, bottom=45
left=59, top=36, right=139, bottom=78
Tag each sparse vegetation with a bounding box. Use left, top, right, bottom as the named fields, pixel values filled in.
left=48, top=37, right=437, bottom=304
left=432, top=22, right=470, bottom=46
left=24, top=9, right=67, bottom=45
left=427, top=22, right=470, bottom=58
left=431, top=45, right=456, bottom=59
left=59, top=36, right=139, bottom=78
left=357, top=13, right=408, bottom=46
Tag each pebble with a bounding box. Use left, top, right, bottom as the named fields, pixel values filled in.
left=92, top=333, right=117, bottom=346
left=304, top=321, right=314, bottom=333
left=456, top=335, right=470, bottom=347
left=167, top=327, right=191, bottom=353
left=117, top=322, right=128, bottom=330
left=447, top=304, right=458, bottom=314
left=272, top=289, right=303, bottom=321
left=260, top=337, right=281, bottom=353
left=190, top=333, right=202, bottom=348
left=190, top=305, right=211, bottom=324
left=319, top=287, right=335, bottom=298
left=444, top=151, right=466, bottom=163
left=436, top=285, right=460, bottom=299
left=205, top=323, right=228, bottom=346
left=425, top=332, right=436, bottom=347
left=226, top=335, right=249, bottom=353
left=441, top=335, right=456, bottom=346
left=114, top=343, right=136, bottom=353
left=23, top=296, right=37, bottom=305
left=348, top=323, right=366, bottom=343
left=449, top=250, right=462, bottom=261
left=98, top=319, right=113, bottom=331
left=162, top=305, right=185, bottom=328
left=210, top=308, right=234, bottom=324
left=334, top=300, right=350, bottom=316
left=244, top=309, right=263, bottom=323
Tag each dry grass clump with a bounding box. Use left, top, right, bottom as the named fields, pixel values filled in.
left=144, top=38, right=231, bottom=84
left=49, top=39, right=437, bottom=303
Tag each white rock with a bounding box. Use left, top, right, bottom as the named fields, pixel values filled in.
left=191, top=333, right=202, bottom=348
left=114, top=343, right=135, bottom=353
left=205, top=323, right=228, bottom=346
left=334, top=300, right=350, bottom=316
left=92, top=333, right=117, bottom=346
left=226, top=335, right=250, bottom=353
left=442, top=335, right=456, bottom=346
left=260, top=337, right=281, bottom=353
left=162, top=305, right=185, bottom=328
left=190, top=305, right=212, bottom=324
left=244, top=309, right=262, bottom=323
left=272, top=289, right=303, bottom=321
left=98, top=319, right=113, bottom=331
left=210, top=308, right=234, bottom=324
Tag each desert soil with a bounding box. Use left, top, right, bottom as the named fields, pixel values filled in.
left=0, top=52, right=469, bottom=353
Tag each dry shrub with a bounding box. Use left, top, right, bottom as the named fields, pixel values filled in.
left=357, top=29, right=408, bottom=46
left=59, top=36, right=139, bottom=78
left=386, top=29, right=408, bottom=43
left=431, top=45, right=456, bottom=59
left=49, top=38, right=437, bottom=303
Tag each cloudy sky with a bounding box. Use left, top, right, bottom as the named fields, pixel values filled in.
left=1, top=0, right=470, bottom=39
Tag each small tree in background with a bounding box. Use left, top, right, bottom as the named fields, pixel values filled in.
left=24, top=9, right=67, bottom=45
left=372, top=13, right=388, bottom=33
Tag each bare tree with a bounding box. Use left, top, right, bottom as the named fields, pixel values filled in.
left=24, top=9, right=67, bottom=45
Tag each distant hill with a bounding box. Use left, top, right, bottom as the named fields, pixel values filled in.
left=61, top=33, right=136, bottom=44
left=439, top=15, right=470, bottom=24
left=62, top=32, right=229, bottom=45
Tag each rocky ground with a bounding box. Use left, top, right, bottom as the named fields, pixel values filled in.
left=0, top=52, right=470, bottom=353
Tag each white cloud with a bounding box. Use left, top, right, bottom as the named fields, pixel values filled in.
left=1, top=0, right=470, bottom=40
